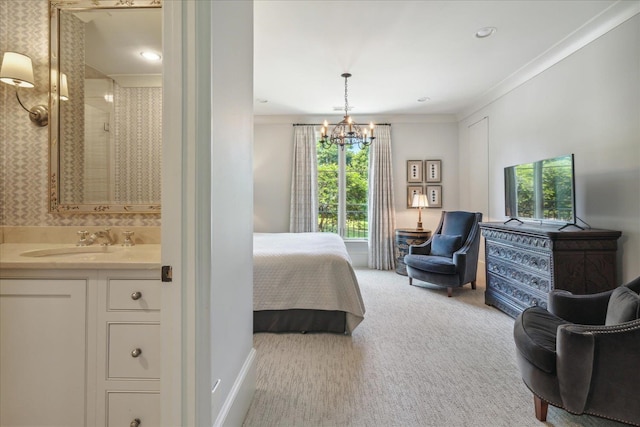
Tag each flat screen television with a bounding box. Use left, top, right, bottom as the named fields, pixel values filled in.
left=504, top=154, right=577, bottom=229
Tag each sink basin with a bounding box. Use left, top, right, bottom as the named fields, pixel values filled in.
left=20, top=246, right=123, bottom=258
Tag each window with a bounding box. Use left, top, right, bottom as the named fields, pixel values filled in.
left=317, top=139, right=369, bottom=239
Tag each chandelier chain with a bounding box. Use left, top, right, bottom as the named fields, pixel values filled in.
left=344, top=75, right=349, bottom=115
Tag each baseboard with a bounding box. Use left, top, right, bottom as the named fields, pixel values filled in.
left=213, top=348, right=257, bottom=427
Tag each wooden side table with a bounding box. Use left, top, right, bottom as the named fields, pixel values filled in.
left=395, top=228, right=431, bottom=275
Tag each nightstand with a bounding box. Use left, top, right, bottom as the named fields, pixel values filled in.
left=395, top=228, right=431, bottom=275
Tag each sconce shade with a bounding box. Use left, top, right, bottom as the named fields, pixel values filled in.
left=412, top=194, right=429, bottom=208
left=60, top=73, right=69, bottom=101
left=0, top=52, right=35, bottom=88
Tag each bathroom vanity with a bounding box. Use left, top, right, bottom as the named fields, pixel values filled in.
left=0, top=243, right=161, bottom=427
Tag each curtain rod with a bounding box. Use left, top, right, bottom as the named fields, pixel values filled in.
left=293, top=123, right=391, bottom=126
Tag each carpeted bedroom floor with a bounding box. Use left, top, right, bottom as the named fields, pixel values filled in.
left=242, top=268, right=625, bottom=427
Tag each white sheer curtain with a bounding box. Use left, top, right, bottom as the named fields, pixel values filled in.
left=368, top=125, right=396, bottom=270
left=289, top=125, right=318, bottom=232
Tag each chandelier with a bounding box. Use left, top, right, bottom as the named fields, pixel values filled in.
left=320, top=73, right=375, bottom=150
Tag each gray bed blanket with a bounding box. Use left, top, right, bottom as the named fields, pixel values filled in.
left=253, top=232, right=366, bottom=333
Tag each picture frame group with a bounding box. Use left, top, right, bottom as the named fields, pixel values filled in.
left=406, top=159, right=442, bottom=208
left=406, top=185, right=442, bottom=208
left=406, top=159, right=441, bottom=183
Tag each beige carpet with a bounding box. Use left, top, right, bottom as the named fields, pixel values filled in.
left=242, top=268, right=624, bottom=427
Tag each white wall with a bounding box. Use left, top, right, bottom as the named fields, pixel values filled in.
left=390, top=119, right=459, bottom=230
left=254, top=116, right=459, bottom=238
left=253, top=123, right=292, bottom=233
left=162, top=2, right=255, bottom=426
left=210, top=1, right=255, bottom=424
left=458, top=15, right=640, bottom=282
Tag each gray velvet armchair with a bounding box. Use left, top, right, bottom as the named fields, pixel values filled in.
left=513, top=276, right=640, bottom=425
left=404, top=211, right=482, bottom=297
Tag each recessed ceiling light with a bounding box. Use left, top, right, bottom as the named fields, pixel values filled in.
left=140, top=51, right=161, bottom=61
left=417, top=97, right=430, bottom=102
left=475, top=27, right=496, bottom=38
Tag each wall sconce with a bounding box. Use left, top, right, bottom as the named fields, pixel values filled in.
left=0, top=51, right=48, bottom=126
left=412, top=194, right=429, bottom=230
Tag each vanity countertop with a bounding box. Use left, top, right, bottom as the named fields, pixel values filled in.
left=0, top=243, right=161, bottom=270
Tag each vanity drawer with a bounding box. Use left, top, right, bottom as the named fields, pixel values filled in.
left=108, top=279, right=160, bottom=311
left=107, top=323, right=160, bottom=379
left=107, top=391, right=160, bottom=427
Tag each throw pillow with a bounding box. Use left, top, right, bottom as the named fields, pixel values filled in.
left=430, top=234, right=462, bottom=258
left=605, top=286, right=640, bottom=326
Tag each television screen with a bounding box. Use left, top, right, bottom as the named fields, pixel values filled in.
left=504, top=154, right=575, bottom=224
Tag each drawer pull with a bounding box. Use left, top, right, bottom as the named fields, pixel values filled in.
left=131, top=348, right=142, bottom=358
left=131, top=291, right=142, bottom=300
left=130, top=418, right=141, bottom=427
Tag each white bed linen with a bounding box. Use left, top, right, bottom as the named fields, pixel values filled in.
left=253, top=232, right=365, bottom=333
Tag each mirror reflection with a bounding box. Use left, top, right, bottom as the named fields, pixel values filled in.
left=50, top=2, right=162, bottom=213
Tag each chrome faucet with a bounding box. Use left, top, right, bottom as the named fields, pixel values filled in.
left=76, top=228, right=113, bottom=246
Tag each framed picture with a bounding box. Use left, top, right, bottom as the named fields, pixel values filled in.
left=407, top=160, right=423, bottom=183
left=407, top=185, right=424, bottom=208
left=426, top=185, right=442, bottom=208
left=425, top=160, right=441, bottom=182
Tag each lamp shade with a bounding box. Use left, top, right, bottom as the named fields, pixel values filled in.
left=60, top=73, right=69, bottom=101
left=412, top=193, right=429, bottom=208
left=0, top=52, right=35, bottom=88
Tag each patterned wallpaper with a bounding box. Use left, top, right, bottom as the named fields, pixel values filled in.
left=59, top=10, right=86, bottom=204
left=0, top=1, right=161, bottom=226
left=113, top=85, right=162, bottom=204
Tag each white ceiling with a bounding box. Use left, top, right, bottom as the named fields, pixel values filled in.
left=73, top=1, right=636, bottom=118
left=73, top=8, right=162, bottom=77
left=253, top=0, right=632, bottom=118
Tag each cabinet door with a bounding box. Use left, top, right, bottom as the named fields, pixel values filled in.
left=0, top=279, right=87, bottom=427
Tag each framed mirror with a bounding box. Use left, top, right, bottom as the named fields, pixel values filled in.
left=49, top=0, right=162, bottom=213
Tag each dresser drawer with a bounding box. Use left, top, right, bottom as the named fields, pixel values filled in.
left=485, top=258, right=551, bottom=293
left=107, top=391, right=160, bottom=427
left=486, top=273, right=548, bottom=312
left=108, top=279, right=160, bottom=311
left=107, top=323, right=160, bottom=379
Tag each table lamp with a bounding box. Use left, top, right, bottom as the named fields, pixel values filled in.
left=412, top=193, right=429, bottom=230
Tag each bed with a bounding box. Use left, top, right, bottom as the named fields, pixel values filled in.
left=253, top=232, right=365, bottom=334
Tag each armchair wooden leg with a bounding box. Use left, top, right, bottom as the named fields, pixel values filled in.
left=447, top=287, right=452, bottom=297
left=409, top=277, right=413, bottom=286
left=534, top=395, right=548, bottom=421
left=471, top=280, right=476, bottom=290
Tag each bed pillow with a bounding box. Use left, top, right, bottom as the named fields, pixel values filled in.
left=605, top=286, right=640, bottom=326
left=430, top=234, right=462, bottom=258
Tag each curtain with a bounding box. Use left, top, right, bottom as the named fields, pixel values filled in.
left=289, top=125, right=318, bottom=232
left=368, top=125, right=396, bottom=270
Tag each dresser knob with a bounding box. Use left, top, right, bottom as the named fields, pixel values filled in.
left=130, top=418, right=141, bottom=427
left=131, top=348, right=142, bottom=358
left=131, top=291, right=142, bottom=300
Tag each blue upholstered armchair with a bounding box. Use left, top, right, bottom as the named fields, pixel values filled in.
left=404, top=211, right=483, bottom=297
left=513, top=277, right=640, bottom=424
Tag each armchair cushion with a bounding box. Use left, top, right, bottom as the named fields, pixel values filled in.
left=404, top=254, right=457, bottom=275
left=514, top=306, right=570, bottom=374
left=430, top=234, right=462, bottom=258
left=605, top=286, right=640, bottom=325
